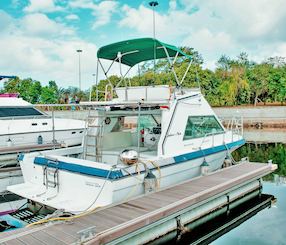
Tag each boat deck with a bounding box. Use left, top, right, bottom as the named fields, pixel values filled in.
left=0, top=162, right=276, bottom=245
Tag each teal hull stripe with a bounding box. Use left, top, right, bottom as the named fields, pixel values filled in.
left=174, top=139, right=245, bottom=163
left=33, top=139, right=245, bottom=179
left=34, top=157, right=123, bottom=179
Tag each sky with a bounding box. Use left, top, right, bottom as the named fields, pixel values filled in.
left=1, top=0, right=286, bottom=90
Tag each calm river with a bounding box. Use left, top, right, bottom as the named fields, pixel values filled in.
left=212, top=129, right=286, bottom=245
left=211, top=182, right=286, bottom=245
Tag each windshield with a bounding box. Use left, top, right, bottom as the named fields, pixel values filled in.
left=0, top=107, right=44, bottom=118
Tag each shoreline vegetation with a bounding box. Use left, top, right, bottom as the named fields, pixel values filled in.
left=1, top=49, right=285, bottom=106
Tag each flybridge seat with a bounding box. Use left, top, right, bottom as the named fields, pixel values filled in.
left=115, top=85, right=171, bottom=101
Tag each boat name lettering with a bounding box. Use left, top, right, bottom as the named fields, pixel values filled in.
left=85, top=181, right=101, bottom=187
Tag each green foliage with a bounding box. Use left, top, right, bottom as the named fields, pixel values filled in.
left=1, top=49, right=286, bottom=106
left=90, top=51, right=286, bottom=105
left=1, top=77, right=89, bottom=104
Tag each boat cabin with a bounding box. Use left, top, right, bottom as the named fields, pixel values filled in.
left=0, top=97, right=46, bottom=119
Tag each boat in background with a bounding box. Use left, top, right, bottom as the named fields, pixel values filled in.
left=6, top=38, right=244, bottom=228
left=0, top=95, right=85, bottom=150
left=0, top=77, right=86, bottom=210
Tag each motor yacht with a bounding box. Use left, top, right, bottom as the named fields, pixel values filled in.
left=6, top=38, right=244, bottom=228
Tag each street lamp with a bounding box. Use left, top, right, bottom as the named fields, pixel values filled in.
left=76, top=49, right=83, bottom=90
left=149, top=1, right=158, bottom=82
left=149, top=1, right=158, bottom=40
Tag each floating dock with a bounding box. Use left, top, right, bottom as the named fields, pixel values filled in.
left=0, top=162, right=277, bottom=245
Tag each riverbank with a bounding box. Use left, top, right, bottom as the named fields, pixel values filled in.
left=214, top=105, right=286, bottom=128
left=43, top=105, right=286, bottom=129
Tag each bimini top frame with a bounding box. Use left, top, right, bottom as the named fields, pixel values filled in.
left=92, top=37, right=193, bottom=101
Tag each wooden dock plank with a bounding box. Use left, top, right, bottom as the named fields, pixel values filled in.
left=74, top=214, right=113, bottom=231
left=41, top=225, right=78, bottom=244
left=18, top=235, right=46, bottom=245
left=0, top=162, right=276, bottom=245
left=2, top=240, right=24, bottom=245
left=30, top=231, right=66, bottom=245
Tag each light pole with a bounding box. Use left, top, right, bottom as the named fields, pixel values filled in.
left=76, top=49, right=83, bottom=90
left=149, top=1, right=158, bottom=40
left=149, top=1, right=158, bottom=82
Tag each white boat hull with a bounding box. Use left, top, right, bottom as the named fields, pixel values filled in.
left=0, top=129, right=84, bottom=149
left=0, top=118, right=85, bottom=148
left=8, top=149, right=229, bottom=213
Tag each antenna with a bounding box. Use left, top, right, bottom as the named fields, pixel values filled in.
left=149, top=1, right=158, bottom=84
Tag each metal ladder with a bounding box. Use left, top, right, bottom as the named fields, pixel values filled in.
left=83, top=109, right=105, bottom=162
left=43, top=164, right=59, bottom=190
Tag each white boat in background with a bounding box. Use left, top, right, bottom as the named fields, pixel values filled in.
left=7, top=38, right=245, bottom=226
left=0, top=94, right=85, bottom=150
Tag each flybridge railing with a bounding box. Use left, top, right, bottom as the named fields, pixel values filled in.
left=93, top=46, right=194, bottom=102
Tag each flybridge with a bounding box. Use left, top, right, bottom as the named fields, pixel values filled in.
left=91, top=37, right=194, bottom=101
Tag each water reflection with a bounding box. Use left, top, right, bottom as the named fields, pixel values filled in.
left=211, top=130, right=286, bottom=245
left=211, top=182, right=286, bottom=245
left=232, top=143, right=286, bottom=177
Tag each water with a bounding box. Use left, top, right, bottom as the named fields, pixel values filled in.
left=211, top=130, right=286, bottom=245
left=211, top=182, right=286, bottom=245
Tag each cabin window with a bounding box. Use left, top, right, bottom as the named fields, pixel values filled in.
left=0, top=107, right=43, bottom=118
left=42, top=122, right=48, bottom=125
left=183, top=116, right=224, bottom=140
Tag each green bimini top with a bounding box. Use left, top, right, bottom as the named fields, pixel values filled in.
left=97, top=37, right=190, bottom=67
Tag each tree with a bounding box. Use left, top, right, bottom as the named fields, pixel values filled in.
left=29, top=81, right=42, bottom=103
left=265, top=56, right=286, bottom=68
left=40, top=86, right=57, bottom=104
left=216, top=55, right=232, bottom=71
left=247, top=64, right=270, bottom=106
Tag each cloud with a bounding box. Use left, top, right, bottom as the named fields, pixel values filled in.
left=65, top=14, right=79, bottom=21
left=91, top=1, right=118, bottom=29
left=24, top=0, right=64, bottom=13
left=119, top=0, right=286, bottom=68
left=119, top=4, right=194, bottom=42
left=19, top=13, right=74, bottom=37
left=0, top=11, right=98, bottom=89
left=184, top=0, right=286, bottom=42
left=182, top=29, right=235, bottom=69
left=0, top=10, right=15, bottom=33
left=69, top=0, right=118, bottom=29
left=169, top=0, right=177, bottom=11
